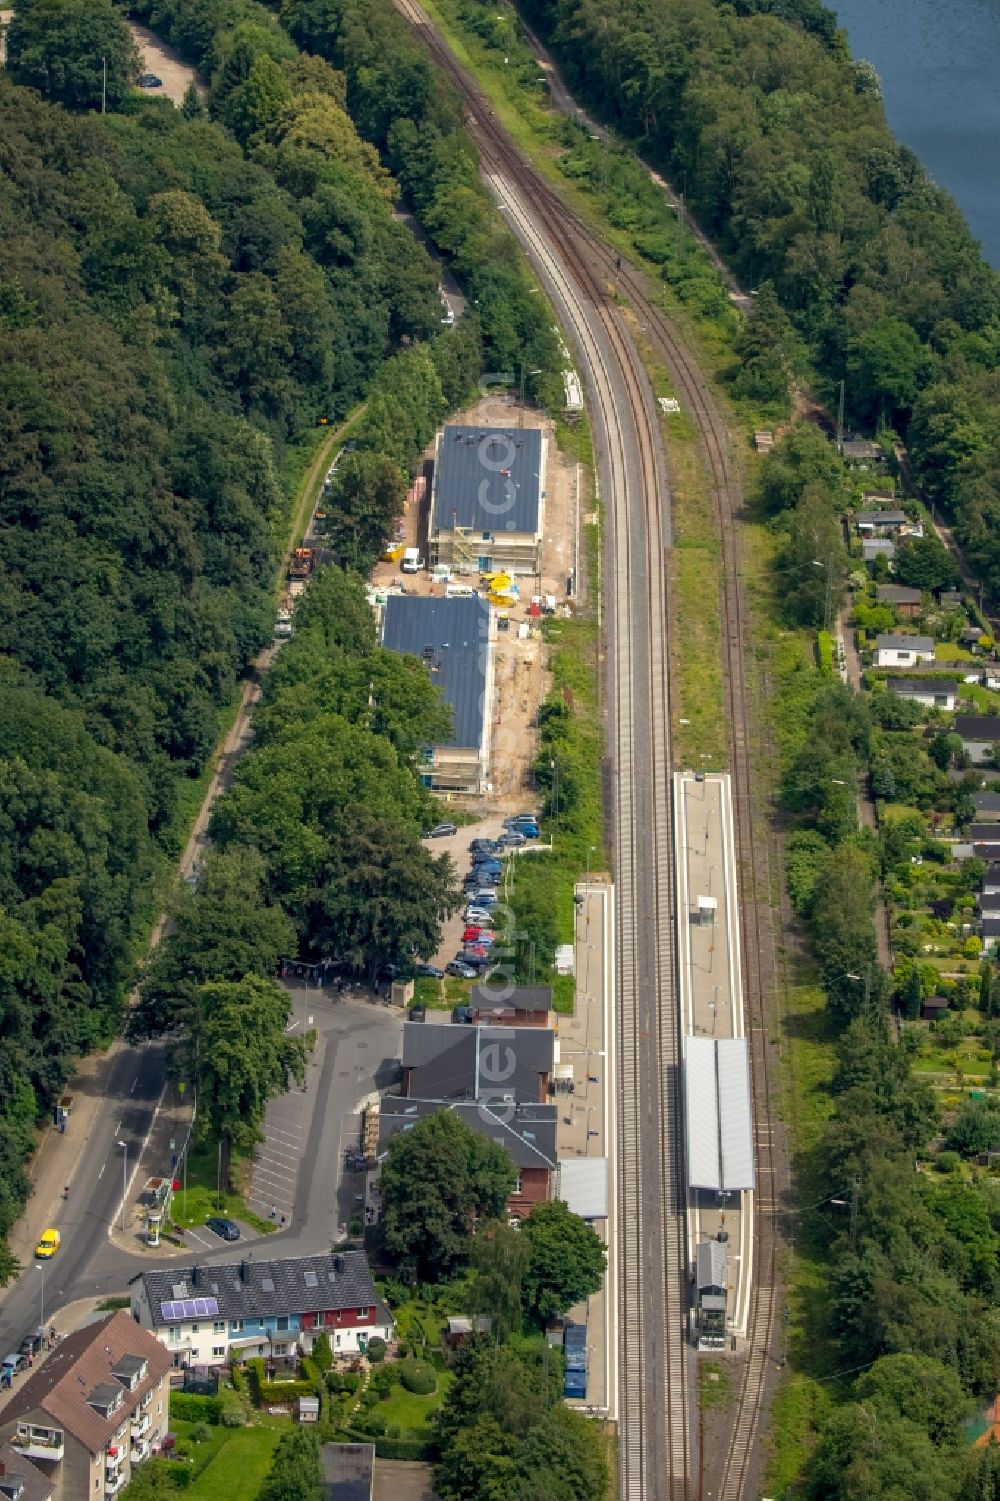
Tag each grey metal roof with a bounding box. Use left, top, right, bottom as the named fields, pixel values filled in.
left=684, top=1036, right=755, bottom=1193
left=556, top=1158, right=608, bottom=1219
left=981, top=916, right=1000, bottom=934
left=139, top=1252, right=378, bottom=1327
left=887, top=677, right=957, bottom=695
left=875, top=634, right=935, bottom=652
left=381, top=594, right=488, bottom=751
left=433, top=425, right=543, bottom=535
left=970, top=824, right=1000, bottom=843
left=974, top=793, right=1000, bottom=813
left=401, top=1021, right=554, bottom=1104
left=470, top=984, right=553, bottom=1014
left=956, top=715, right=1000, bottom=740
left=379, top=1096, right=558, bottom=1168
left=977, top=892, right=1000, bottom=911
left=696, top=1239, right=728, bottom=1293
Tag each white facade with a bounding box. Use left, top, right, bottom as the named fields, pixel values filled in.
left=874, top=638, right=935, bottom=668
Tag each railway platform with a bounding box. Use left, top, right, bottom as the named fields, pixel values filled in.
left=673, top=771, right=754, bottom=1345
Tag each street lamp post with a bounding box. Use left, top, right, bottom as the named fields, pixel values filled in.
left=36, top=1263, right=44, bottom=1334
left=116, top=1140, right=128, bottom=1233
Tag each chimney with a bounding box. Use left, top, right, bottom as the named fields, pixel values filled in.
left=239, top=1261, right=248, bottom=1284
left=333, top=1254, right=344, bottom=1274
left=191, top=1265, right=200, bottom=1287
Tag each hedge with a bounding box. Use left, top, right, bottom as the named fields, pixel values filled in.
left=169, top=1393, right=222, bottom=1424
left=341, top=1429, right=437, bottom=1461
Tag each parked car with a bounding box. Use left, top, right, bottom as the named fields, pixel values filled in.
left=513, top=824, right=539, bottom=839
left=463, top=944, right=491, bottom=962
left=470, top=839, right=501, bottom=855
left=469, top=891, right=498, bottom=907
left=446, top=960, right=478, bottom=979
left=139, top=73, right=163, bottom=88
left=206, top=1217, right=241, bottom=1242
left=504, top=813, right=538, bottom=828
left=428, top=822, right=457, bottom=838
left=464, top=907, right=494, bottom=925
left=502, top=830, right=526, bottom=848
left=35, top=1228, right=60, bottom=1259
left=414, top=963, right=444, bottom=979
left=471, top=857, right=501, bottom=872
left=2, top=1353, right=26, bottom=1381
left=18, top=1332, right=43, bottom=1361
left=452, top=1005, right=474, bottom=1023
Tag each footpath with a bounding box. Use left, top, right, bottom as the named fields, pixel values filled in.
left=556, top=878, right=616, bottom=1421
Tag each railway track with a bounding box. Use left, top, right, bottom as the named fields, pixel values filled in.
left=392, top=1, right=784, bottom=1494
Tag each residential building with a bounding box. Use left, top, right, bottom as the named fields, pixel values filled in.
left=467, top=984, right=554, bottom=1027
left=378, top=1095, right=558, bottom=1219
left=0, top=1444, right=52, bottom=1501
left=320, top=1443, right=374, bottom=1501
left=956, top=715, right=1000, bottom=765
left=428, top=425, right=546, bottom=577
left=0, top=1311, right=170, bottom=1501
left=863, top=539, right=895, bottom=566
left=875, top=584, right=922, bottom=618
left=983, top=916, right=1000, bottom=954
left=380, top=594, right=494, bottom=793
left=970, top=823, right=1000, bottom=849
left=977, top=892, right=1000, bottom=914
left=973, top=792, right=1000, bottom=823
left=920, top=996, right=950, bottom=1021
left=939, top=590, right=964, bottom=608
left=399, top=1020, right=554, bottom=1104
left=983, top=864, right=1000, bottom=895
left=855, top=509, right=907, bottom=536
left=841, top=439, right=884, bottom=464
left=130, top=1252, right=391, bottom=1366
left=886, top=677, right=957, bottom=711
left=874, top=634, right=935, bottom=668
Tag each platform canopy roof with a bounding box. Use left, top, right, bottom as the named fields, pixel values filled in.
left=684, top=1036, right=755, bottom=1193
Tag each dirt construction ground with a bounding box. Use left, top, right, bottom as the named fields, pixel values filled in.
left=370, top=393, right=582, bottom=818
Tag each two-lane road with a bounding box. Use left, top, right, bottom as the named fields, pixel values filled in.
left=0, top=1041, right=165, bottom=1356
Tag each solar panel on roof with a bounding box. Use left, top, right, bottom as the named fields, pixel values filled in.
left=158, top=1297, right=218, bottom=1321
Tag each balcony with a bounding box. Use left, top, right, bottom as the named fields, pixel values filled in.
left=105, top=1446, right=124, bottom=1472
left=131, top=1438, right=150, bottom=1463
left=131, top=1413, right=151, bottom=1439
left=105, top=1473, right=126, bottom=1497
left=12, top=1431, right=64, bottom=1463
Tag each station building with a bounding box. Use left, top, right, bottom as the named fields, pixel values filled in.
left=428, top=425, right=546, bottom=578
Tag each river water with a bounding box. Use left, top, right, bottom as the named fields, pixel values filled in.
left=832, top=0, right=1000, bottom=266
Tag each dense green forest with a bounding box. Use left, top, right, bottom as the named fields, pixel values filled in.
left=509, top=0, right=1000, bottom=597
left=0, top=0, right=559, bottom=1274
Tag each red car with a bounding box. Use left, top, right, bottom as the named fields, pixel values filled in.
left=463, top=927, right=482, bottom=943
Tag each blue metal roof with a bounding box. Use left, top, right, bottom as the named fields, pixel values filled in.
left=434, top=425, right=543, bottom=535
left=381, top=595, right=489, bottom=751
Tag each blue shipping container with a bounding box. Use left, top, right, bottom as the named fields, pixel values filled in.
left=564, top=1369, right=588, bottom=1398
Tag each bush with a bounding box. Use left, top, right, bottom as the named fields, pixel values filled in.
left=398, top=1359, right=436, bottom=1395
left=366, top=1337, right=387, bottom=1364
left=936, top=1151, right=961, bottom=1173
left=230, top=1363, right=246, bottom=1393
left=190, top=1423, right=211, bottom=1444
left=369, top=1366, right=399, bottom=1397
left=169, top=1393, right=221, bottom=1424
left=312, top=1332, right=333, bottom=1372
left=219, top=1390, right=248, bottom=1427
left=343, top=1372, right=361, bottom=1393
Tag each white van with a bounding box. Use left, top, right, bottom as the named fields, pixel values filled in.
left=401, top=547, right=424, bottom=573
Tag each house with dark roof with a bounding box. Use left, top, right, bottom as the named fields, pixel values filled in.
left=875, top=583, right=922, bottom=618
left=982, top=916, right=1000, bottom=954
left=130, top=1251, right=391, bottom=1367
left=429, top=425, right=546, bottom=577
left=0, top=1311, right=170, bottom=1501
left=379, top=1097, right=558, bottom=1218
left=886, top=677, right=957, bottom=710
left=973, top=792, right=1000, bottom=822
left=856, top=509, right=908, bottom=536
left=0, top=1443, right=53, bottom=1501
left=381, top=594, right=494, bottom=793
left=468, top=983, right=554, bottom=1027
left=841, top=438, right=885, bottom=465
left=386, top=1021, right=558, bottom=1217
left=874, top=634, right=935, bottom=668
left=400, top=1021, right=554, bottom=1104
left=956, top=715, right=1000, bottom=764
left=862, top=538, right=895, bottom=567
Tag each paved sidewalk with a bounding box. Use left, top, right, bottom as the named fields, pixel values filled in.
left=107, top=1082, right=192, bottom=1258
left=557, top=878, right=615, bottom=1420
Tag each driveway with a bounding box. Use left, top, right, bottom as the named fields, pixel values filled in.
left=129, top=20, right=206, bottom=104
left=424, top=815, right=516, bottom=971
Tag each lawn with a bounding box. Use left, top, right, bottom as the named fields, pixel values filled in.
left=375, top=1370, right=453, bottom=1435
left=185, top=1426, right=280, bottom=1500
left=935, top=642, right=975, bottom=661
left=123, top=1419, right=280, bottom=1499
left=170, top=1144, right=274, bottom=1237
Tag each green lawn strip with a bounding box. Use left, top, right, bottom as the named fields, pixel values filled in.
left=184, top=1425, right=281, bottom=1500
left=170, top=1143, right=275, bottom=1236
